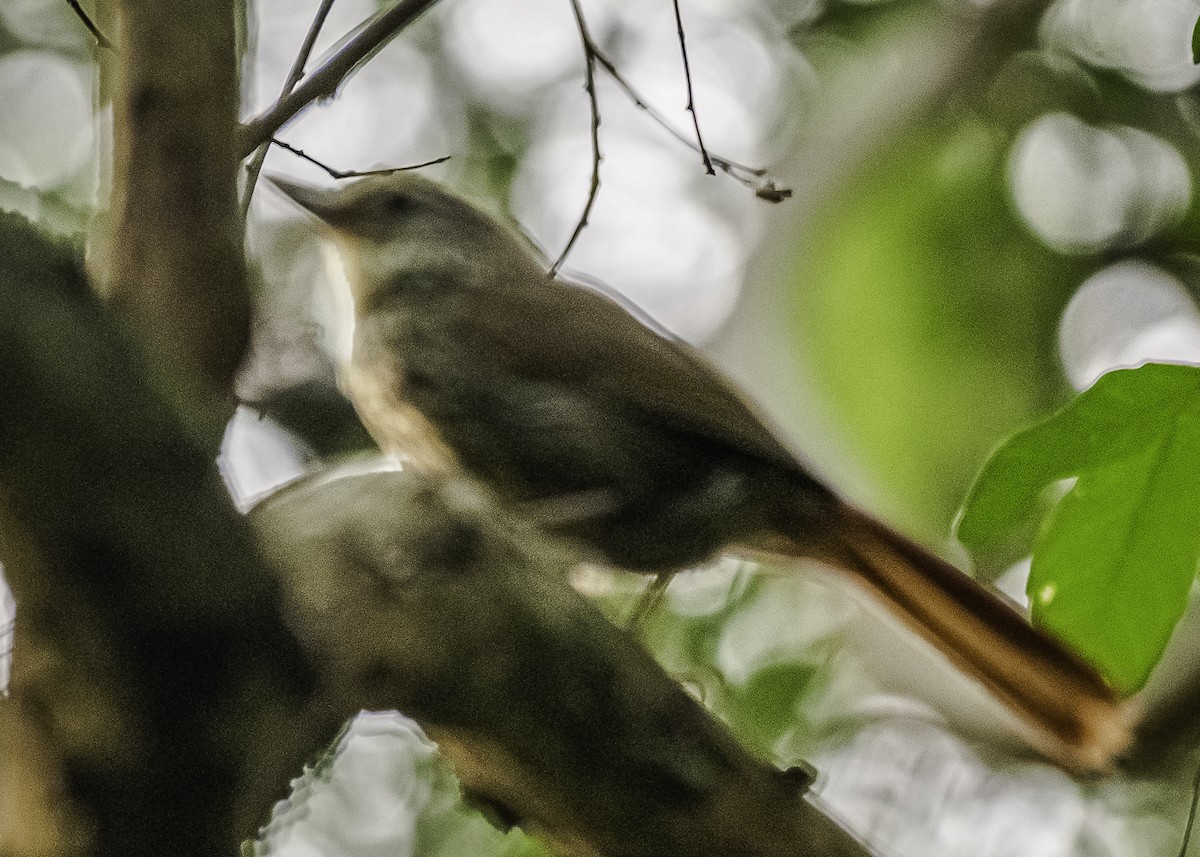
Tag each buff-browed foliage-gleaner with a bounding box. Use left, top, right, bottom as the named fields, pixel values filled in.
left=269, top=172, right=1130, bottom=773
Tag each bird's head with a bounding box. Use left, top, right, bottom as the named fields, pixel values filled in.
left=267, top=172, right=543, bottom=307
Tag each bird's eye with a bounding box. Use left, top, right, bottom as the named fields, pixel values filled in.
left=384, top=192, right=416, bottom=214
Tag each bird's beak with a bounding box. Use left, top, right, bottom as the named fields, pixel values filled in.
left=265, top=174, right=347, bottom=227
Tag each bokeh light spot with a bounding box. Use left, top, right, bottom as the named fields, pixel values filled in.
left=1041, top=0, right=1200, bottom=92
left=0, top=50, right=93, bottom=189
left=443, top=0, right=579, bottom=111
left=1008, top=113, right=1190, bottom=254
left=1058, top=260, right=1200, bottom=390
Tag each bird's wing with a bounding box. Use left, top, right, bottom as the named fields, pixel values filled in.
left=451, top=278, right=805, bottom=474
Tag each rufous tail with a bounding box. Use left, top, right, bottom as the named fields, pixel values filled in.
left=754, top=502, right=1131, bottom=772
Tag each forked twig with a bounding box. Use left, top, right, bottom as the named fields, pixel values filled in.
left=551, top=0, right=604, bottom=277
left=671, top=0, right=713, bottom=175
left=567, top=4, right=790, bottom=198
left=242, top=0, right=338, bottom=219
left=237, top=0, right=442, bottom=157
left=589, top=48, right=784, bottom=194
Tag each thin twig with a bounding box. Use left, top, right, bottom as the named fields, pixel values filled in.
left=272, top=138, right=449, bottom=178
left=550, top=0, right=789, bottom=272
left=670, top=0, right=713, bottom=175
left=65, top=0, right=113, bottom=50
left=284, top=2, right=341, bottom=102
left=582, top=23, right=789, bottom=199
left=242, top=0, right=338, bottom=220
left=551, top=0, right=603, bottom=277
left=1179, top=760, right=1200, bottom=857
left=591, top=48, right=756, bottom=179
left=237, top=0, right=442, bottom=158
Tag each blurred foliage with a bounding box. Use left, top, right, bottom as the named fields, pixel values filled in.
left=783, top=0, right=1200, bottom=749
left=790, top=118, right=1090, bottom=541
left=959, top=363, right=1200, bottom=694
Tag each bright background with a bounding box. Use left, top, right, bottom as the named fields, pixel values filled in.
left=5, top=0, right=1200, bottom=854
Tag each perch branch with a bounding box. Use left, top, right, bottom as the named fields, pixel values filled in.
left=256, top=465, right=875, bottom=857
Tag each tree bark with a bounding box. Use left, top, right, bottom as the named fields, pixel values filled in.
left=101, top=0, right=250, bottom=410
left=0, top=213, right=318, bottom=857
left=257, top=466, right=873, bottom=857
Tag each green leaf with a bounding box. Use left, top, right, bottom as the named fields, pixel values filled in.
left=1193, top=15, right=1200, bottom=64
left=957, top=363, right=1200, bottom=694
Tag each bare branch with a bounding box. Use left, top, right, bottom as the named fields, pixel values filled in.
left=65, top=0, right=113, bottom=50
left=272, top=138, right=449, bottom=179
left=592, top=46, right=762, bottom=181
left=237, top=0, right=442, bottom=158
left=671, top=0, right=714, bottom=175
left=286, top=1, right=340, bottom=94
left=572, top=17, right=788, bottom=199
left=550, top=0, right=603, bottom=277
left=242, top=0, right=339, bottom=220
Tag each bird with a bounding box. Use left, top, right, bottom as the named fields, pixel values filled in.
left=267, top=171, right=1129, bottom=772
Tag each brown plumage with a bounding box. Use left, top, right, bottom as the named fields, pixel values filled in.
left=269, top=172, right=1130, bottom=771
